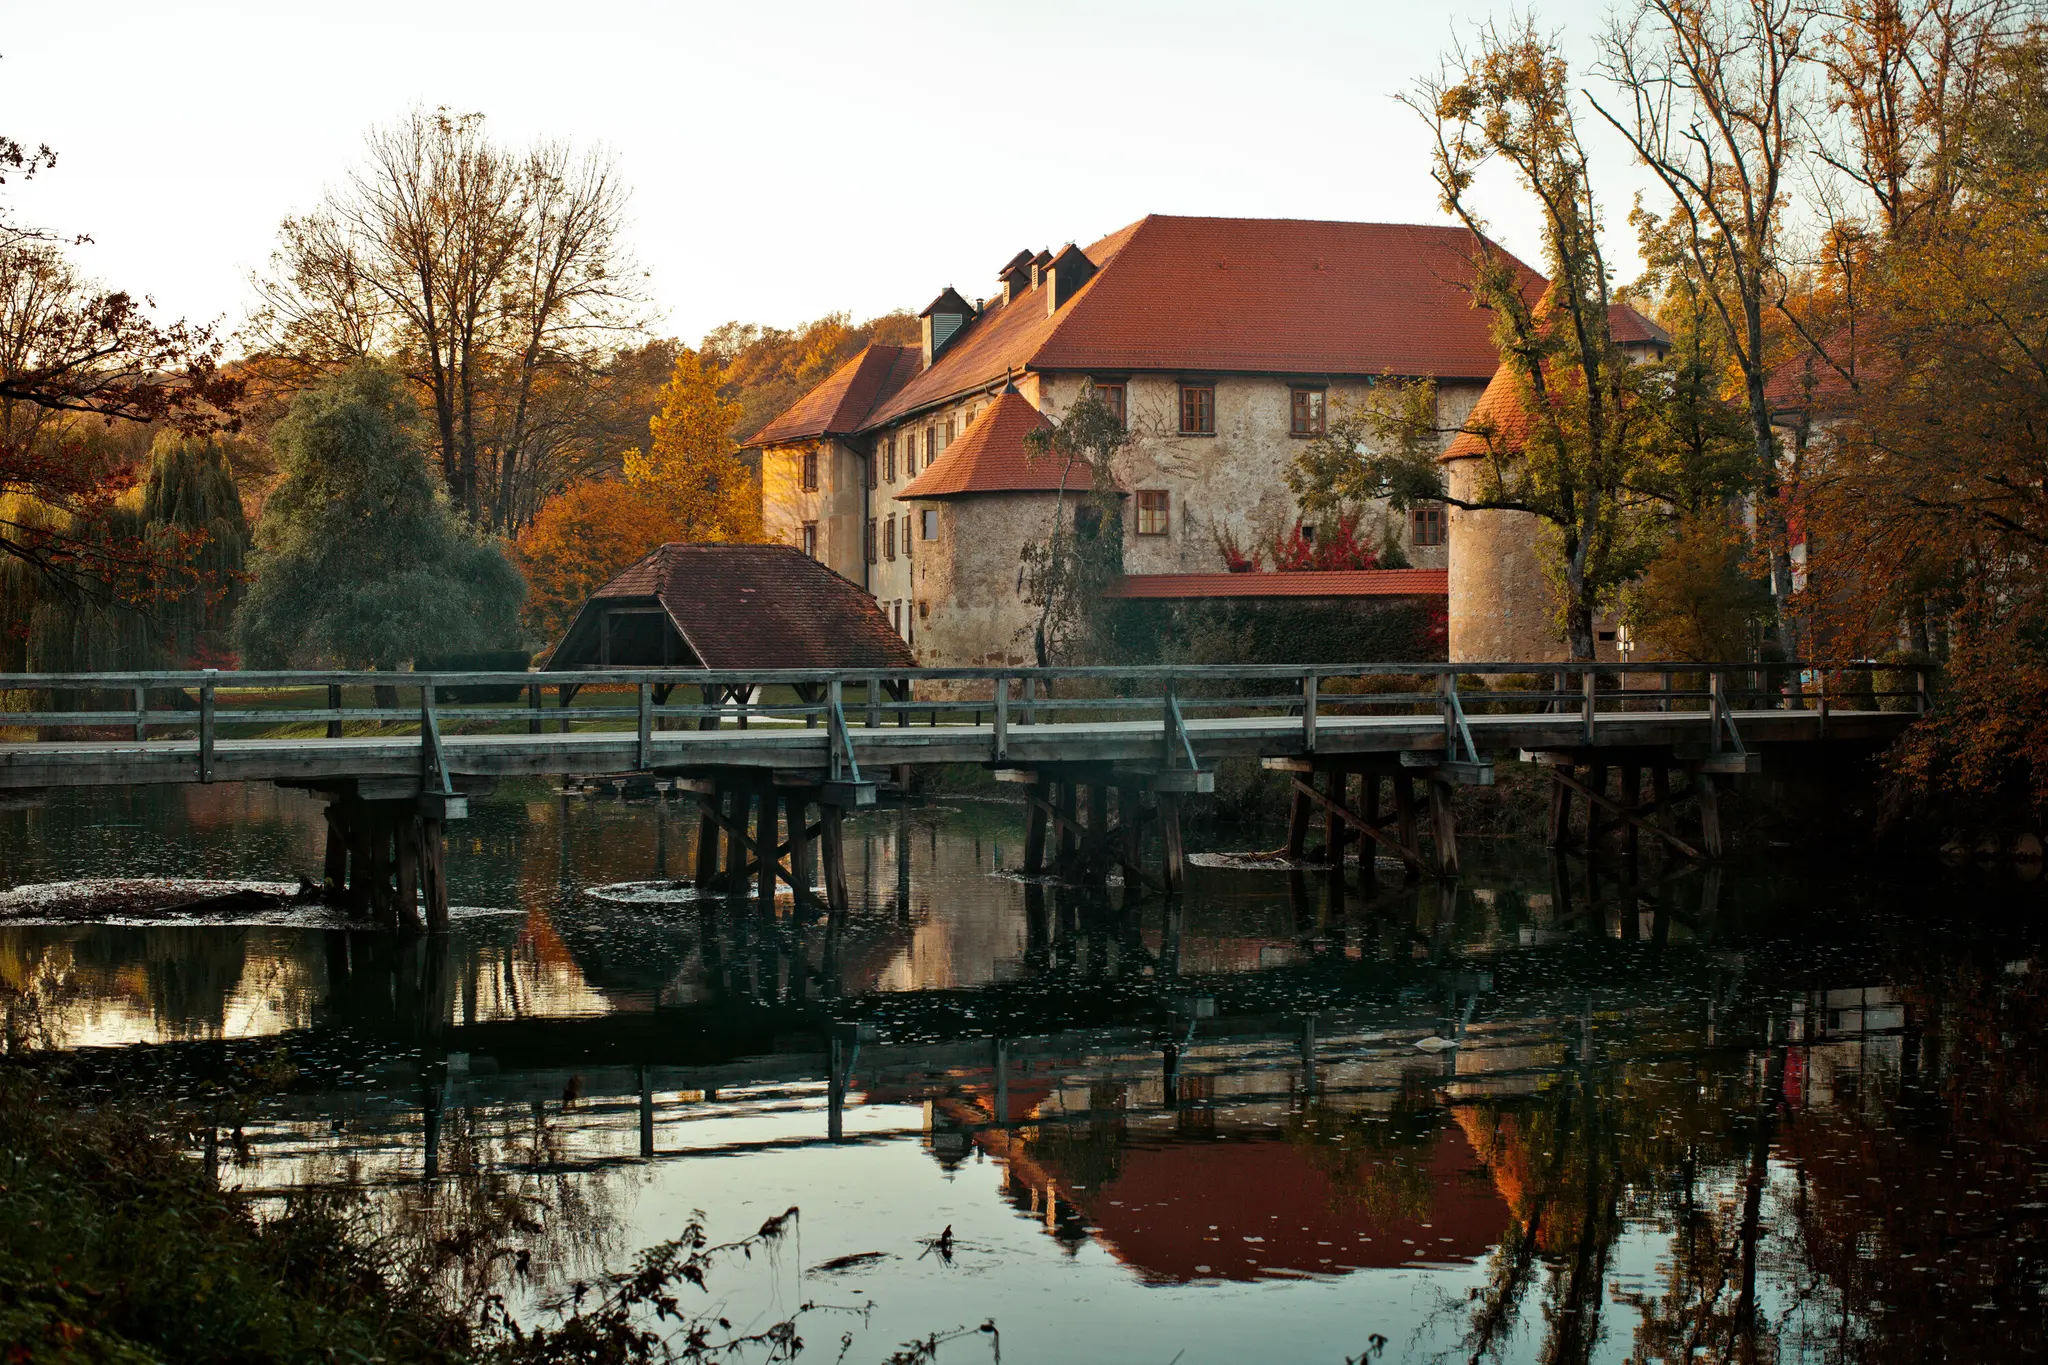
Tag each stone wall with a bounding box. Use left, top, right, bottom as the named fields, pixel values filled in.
left=901, top=491, right=1058, bottom=667
left=1444, top=456, right=1623, bottom=664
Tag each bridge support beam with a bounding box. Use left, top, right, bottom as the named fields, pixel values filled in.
left=312, top=791, right=449, bottom=933
left=1526, top=748, right=1718, bottom=861
left=1263, top=755, right=1479, bottom=878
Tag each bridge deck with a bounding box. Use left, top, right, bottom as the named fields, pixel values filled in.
left=0, top=706, right=1908, bottom=789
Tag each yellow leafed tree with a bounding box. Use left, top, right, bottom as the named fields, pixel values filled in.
left=515, top=349, right=763, bottom=642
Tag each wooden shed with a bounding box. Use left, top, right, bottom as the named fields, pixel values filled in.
left=545, top=542, right=916, bottom=721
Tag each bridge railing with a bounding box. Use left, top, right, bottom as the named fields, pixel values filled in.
left=0, top=661, right=1935, bottom=777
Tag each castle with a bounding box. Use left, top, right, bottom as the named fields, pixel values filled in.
left=743, top=214, right=1666, bottom=667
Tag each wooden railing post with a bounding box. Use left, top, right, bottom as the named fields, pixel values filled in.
left=1709, top=671, right=1727, bottom=753
left=198, top=670, right=216, bottom=783
left=1440, top=671, right=1456, bottom=754
left=527, top=681, right=541, bottom=736
left=866, top=675, right=880, bottom=728
left=132, top=685, right=147, bottom=742
left=327, top=683, right=343, bottom=739
left=1916, top=667, right=1930, bottom=715
left=992, top=674, right=1009, bottom=761
left=1302, top=671, right=1318, bottom=753
left=1580, top=669, right=1596, bottom=747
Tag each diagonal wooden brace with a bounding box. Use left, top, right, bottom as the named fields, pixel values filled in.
left=1290, top=777, right=1425, bottom=870
left=1025, top=790, right=1164, bottom=891
left=1546, top=765, right=1704, bottom=861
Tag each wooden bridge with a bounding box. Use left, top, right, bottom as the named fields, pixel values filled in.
left=1, top=661, right=1927, bottom=930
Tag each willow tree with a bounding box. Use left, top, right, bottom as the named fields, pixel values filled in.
left=1292, top=24, right=1664, bottom=661
left=235, top=364, right=523, bottom=670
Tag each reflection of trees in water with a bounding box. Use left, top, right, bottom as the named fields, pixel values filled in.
left=284, top=1103, right=634, bottom=1317
left=1287, top=1070, right=1445, bottom=1226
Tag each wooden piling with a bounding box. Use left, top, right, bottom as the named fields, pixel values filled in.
left=1323, top=768, right=1348, bottom=863
left=394, top=814, right=422, bottom=934
left=1619, top=764, right=1642, bottom=864
left=695, top=792, right=720, bottom=888
left=757, top=788, right=778, bottom=920
left=1393, top=776, right=1421, bottom=877
left=1119, top=785, right=1144, bottom=893
left=1285, top=776, right=1312, bottom=859
left=1057, top=780, right=1080, bottom=871
left=1159, top=792, right=1186, bottom=895
left=787, top=792, right=814, bottom=914
left=420, top=817, right=448, bottom=932
left=1429, top=778, right=1461, bottom=877
left=1023, top=780, right=1049, bottom=875
left=323, top=804, right=348, bottom=890
left=1087, top=784, right=1110, bottom=882
left=1546, top=763, right=1574, bottom=848
left=1696, top=772, right=1725, bottom=859
left=724, top=788, right=752, bottom=897
left=820, top=803, right=849, bottom=917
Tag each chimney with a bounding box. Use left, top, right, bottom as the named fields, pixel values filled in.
left=998, top=249, right=1033, bottom=305
left=1044, top=243, right=1096, bottom=314
left=918, top=287, right=976, bottom=368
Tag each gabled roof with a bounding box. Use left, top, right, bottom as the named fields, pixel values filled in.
left=756, top=215, right=1668, bottom=444
left=744, top=344, right=921, bottom=448
left=546, top=542, right=916, bottom=671
left=1106, top=569, right=1449, bottom=599
left=894, top=389, right=1084, bottom=499
left=919, top=287, right=976, bottom=318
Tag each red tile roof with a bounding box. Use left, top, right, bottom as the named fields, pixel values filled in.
left=547, top=542, right=916, bottom=671
left=1442, top=367, right=1533, bottom=461
left=755, top=215, right=1667, bottom=444
left=1765, top=328, right=1872, bottom=414
left=1106, top=569, right=1449, bottom=599
left=893, top=389, right=1109, bottom=499
left=745, top=344, right=920, bottom=447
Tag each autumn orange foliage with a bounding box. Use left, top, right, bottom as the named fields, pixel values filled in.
left=513, top=349, right=763, bottom=642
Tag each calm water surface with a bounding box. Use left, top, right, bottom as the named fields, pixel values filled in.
left=2, top=779, right=2045, bottom=1363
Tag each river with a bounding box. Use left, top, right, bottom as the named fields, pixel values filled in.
left=2, top=777, right=2044, bottom=1363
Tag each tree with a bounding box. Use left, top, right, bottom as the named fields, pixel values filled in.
left=1595, top=0, right=1815, bottom=656
left=1293, top=24, right=1666, bottom=660
left=235, top=364, right=523, bottom=669
left=251, top=108, right=645, bottom=530
left=1797, top=31, right=2048, bottom=817
left=512, top=349, right=762, bottom=642
left=0, top=137, right=242, bottom=601
left=1020, top=387, right=1128, bottom=667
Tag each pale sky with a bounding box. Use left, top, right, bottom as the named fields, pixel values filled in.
left=1, top=0, right=1663, bottom=349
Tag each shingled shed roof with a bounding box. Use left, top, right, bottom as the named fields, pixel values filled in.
left=546, top=543, right=916, bottom=671
left=894, top=389, right=1116, bottom=499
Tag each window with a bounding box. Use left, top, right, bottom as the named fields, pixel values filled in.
left=884, top=437, right=896, bottom=483
left=890, top=599, right=901, bottom=633
left=921, top=508, right=939, bottom=540
left=1411, top=503, right=1446, bottom=547
left=924, top=425, right=937, bottom=468
left=1135, top=489, right=1170, bottom=536
left=1290, top=387, right=1326, bottom=436
left=884, top=516, right=896, bottom=560
left=865, top=518, right=878, bottom=564
left=802, top=521, right=818, bottom=558
left=801, top=447, right=819, bottom=492
left=901, top=513, right=913, bottom=559
left=1092, top=381, right=1126, bottom=427
left=1179, top=383, right=1214, bottom=434
left=866, top=446, right=878, bottom=489
left=943, top=418, right=955, bottom=447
